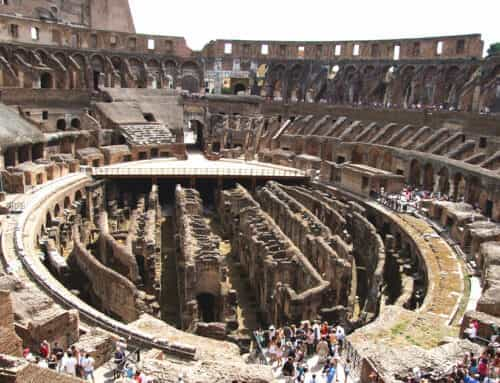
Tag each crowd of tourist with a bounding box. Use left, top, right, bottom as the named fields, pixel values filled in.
left=23, top=340, right=96, bottom=381
left=377, top=186, right=429, bottom=213
left=255, top=320, right=349, bottom=382
left=22, top=340, right=156, bottom=382
left=445, top=346, right=500, bottom=383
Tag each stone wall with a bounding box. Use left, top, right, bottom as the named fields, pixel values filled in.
left=69, top=234, right=140, bottom=323
left=175, top=186, right=223, bottom=329
left=0, top=291, right=22, bottom=357
left=219, top=184, right=330, bottom=326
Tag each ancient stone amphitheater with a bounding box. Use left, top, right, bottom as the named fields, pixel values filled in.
left=0, top=1, right=499, bottom=382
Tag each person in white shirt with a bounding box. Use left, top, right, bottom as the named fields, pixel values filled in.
left=36, top=357, right=48, bottom=369
left=63, top=351, right=78, bottom=376
left=81, top=353, right=95, bottom=382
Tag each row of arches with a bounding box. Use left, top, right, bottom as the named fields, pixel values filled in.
left=349, top=144, right=496, bottom=219
left=0, top=46, right=204, bottom=93
left=258, top=60, right=498, bottom=111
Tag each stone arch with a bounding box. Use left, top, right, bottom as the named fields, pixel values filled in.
left=452, top=172, right=465, bottom=200
left=71, top=118, right=81, bottom=129
left=400, top=65, right=416, bottom=108
left=70, top=53, right=87, bottom=89
left=381, top=151, right=393, bottom=172
left=90, top=54, right=106, bottom=89
left=128, top=57, right=145, bottom=87
left=422, top=66, right=438, bottom=105
left=64, top=196, right=71, bottom=209
left=423, top=163, right=434, bottom=191
left=233, top=82, right=246, bottom=94
left=265, top=64, right=286, bottom=100
left=181, top=75, right=199, bottom=94
left=408, top=159, right=421, bottom=186
left=46, top=211, right=53, bottom=227
left=466, top=175, right=482, bottom=207
left=368, top=148, right=380, bottom=168
left=40, top=72, right=53, bottom=89
left=351, top=146, right=364, bottom=164
left=75, top=190, right=83, bottom=201
left=287, top=63, right=304, bottom=101
left=443, top=66, right=461, bottom=107
left=57, top=118, right=66, bottom=131
left=146, top=59, right=161, bottom=89
left=438, top=167, right=450, bottom=195
left=54, top=203, right=61, bottom=217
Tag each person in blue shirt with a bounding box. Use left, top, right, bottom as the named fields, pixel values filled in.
left=326, top=364, right=337, bottom=383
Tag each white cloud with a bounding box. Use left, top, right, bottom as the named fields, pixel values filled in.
left=129, top=0, right=498, bottom=54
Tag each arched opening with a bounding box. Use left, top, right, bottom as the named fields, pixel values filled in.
left=184, top=120, right=204, bottom=151
left=409, top=159, right=421, bottom=187
left=75, top=190, right=83, bottom=201
left=453, top=173, right=465, bottom=201
left=196, top=293, right=216, bottom=322
left=54, top=204, right=61, bottom=217
left=57, top=119, right=66, bottom=131
left=46, top=212, right=53, bottom=227
left=438, top=167, right=450, bottom=196
left=368, top=149, right=380, bottom=168
left=351, top=147, right=364, bottom=164
left=181, top=75, right=199, bottom=94
left=381, top=152, right=393, bottom=172
left=71, top=118, right=81, bottom=129
left=40, top=72, right=52, bottom=89
left=64, top=196, right=71, bottom=209
left=233, top=83, right=246, bottom=95
left=423, top=163, right=434, bottom=191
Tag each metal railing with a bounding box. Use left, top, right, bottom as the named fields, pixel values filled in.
left=90, top=166, right=307, bottom=178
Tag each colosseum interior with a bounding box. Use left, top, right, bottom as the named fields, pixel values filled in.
left=0, top=1, right=499, bottom=382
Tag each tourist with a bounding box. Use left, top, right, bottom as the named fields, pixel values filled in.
left=282, top=356, right=295, bottom=381
left=343, top=358, right=351, bottom=383
left=48, top=353, right=58, bottom=370
left=325, top=360, right=337, bottom=383
left=53, top=342, right=64, bottom=371
left=134, top=370, right=145, bottom=382
left=316, top=336, right=330, bottom=363
left=81, top=352, right=96, bottom=382
left=336, top=324, right=345, bottom=354
left=36, top=356, right=48, bottom=369
left=465, top=323, right=478, bottom=341
left=63, top=351, right=78, bottom=376
left=39, top=340, right=50, bottom=359
left=114, top=346, right=126, bottom=379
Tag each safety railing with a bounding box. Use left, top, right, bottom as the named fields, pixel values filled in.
left=90, top=167, right=307, bottom=178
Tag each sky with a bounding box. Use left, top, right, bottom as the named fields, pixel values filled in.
left=129, top=0, right=499, bottom=55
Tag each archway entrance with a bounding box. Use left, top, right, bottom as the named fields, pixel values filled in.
left=93, top=71, right=100, bottom=90
left=185, top=120, right=204, bottom=151
left=233, top=83, right=246, bottom=95
left=196, top=293, right=216, bottom=322
left=40, top=72, right=52, bottom=89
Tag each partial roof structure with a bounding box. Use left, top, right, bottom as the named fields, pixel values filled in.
left=0, top=104, right=45, bottom=151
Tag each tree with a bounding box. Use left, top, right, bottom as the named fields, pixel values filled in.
left=487, top=43, right=500, bottom=56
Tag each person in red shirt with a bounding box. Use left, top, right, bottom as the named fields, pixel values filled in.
left=39, top=341, right=49, bottom=359
left=134, top=370, right=143, bottom=382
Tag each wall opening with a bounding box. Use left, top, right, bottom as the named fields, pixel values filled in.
left=196, top=293, right=216, bottom=322
left=57, top=119, right=66, bottom=131
left=40, top=72, right=52, bottom=89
